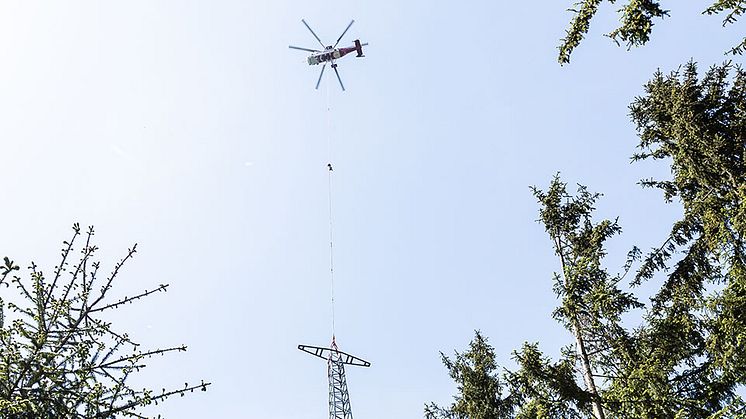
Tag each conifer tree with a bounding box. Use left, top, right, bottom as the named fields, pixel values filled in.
left=505, top=178, right=641, bottom=419
left=0, top=224, right=209, bottom=418
left=619, top=61, right=746, bottom=417
left=425, top=331, right=513, bottom=419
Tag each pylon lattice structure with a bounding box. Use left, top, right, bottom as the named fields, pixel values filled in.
left=299, top=336, right=370, bottom=419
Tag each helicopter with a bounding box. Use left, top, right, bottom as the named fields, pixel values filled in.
left=289, top=19, right=367, bottom=91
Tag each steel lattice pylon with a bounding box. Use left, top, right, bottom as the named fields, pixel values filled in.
left=299, top=336, right=370, bottom=419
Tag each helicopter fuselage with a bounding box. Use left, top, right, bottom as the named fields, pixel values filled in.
left=307, top=40, right=364, bottom=65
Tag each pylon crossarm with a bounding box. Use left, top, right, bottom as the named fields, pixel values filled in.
left=298, top=344, right=371, bottom=367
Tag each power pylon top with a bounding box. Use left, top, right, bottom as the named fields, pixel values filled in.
left=298, top=337, right=371, bottom=368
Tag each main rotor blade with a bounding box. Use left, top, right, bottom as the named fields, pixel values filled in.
left=333, top=19, right=355, bottom=48
left=315, top=64, right=326, bottom=90
left=289, top=45, right=319, bottom=53
left=333, top=65, right=345, bottom=91
left=302, top=19, right=325, bottom=48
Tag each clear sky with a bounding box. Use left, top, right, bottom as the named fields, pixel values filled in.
left=0, top=1, right=743, bottom=418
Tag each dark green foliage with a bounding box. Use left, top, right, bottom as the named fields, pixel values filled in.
left=508, top=343, right=591, bottom=419
left=558, top=0, right=605, bottom=66
left=631, top=62, right=745, bottom=282
left=517, top=178, right=643, bottom=419
left=559, top=0, right=668, bottom=64
left=427, top=64, right=746, bottom=418
left=425, top=331, right=514, bottom=419
left=531, top=178, right=642, bottom=336
left=558, top=1, right=745, bottom=63
left=626, top=62, right=746, bottom=417
left=0, top=224, right=209, bottom=418
left=705, top=0, right=746, bottom=54
left=427, top=179, right=642, bottom=419
left=428, top=5, right=746, bottom=418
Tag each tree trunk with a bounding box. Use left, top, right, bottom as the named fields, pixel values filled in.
left=572, top=316, right=605, bottom=419
left=556, top=233, right=605, bottom=419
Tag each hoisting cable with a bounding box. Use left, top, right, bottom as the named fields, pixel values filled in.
left=326, top=78, right=336, bottom=338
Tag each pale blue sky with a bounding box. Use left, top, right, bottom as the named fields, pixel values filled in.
left=0, top=1, right=742, bottom=418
